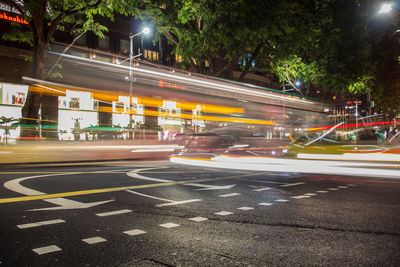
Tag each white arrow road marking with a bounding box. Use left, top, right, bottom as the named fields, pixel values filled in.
left=3, top=173, right=114, bottom=211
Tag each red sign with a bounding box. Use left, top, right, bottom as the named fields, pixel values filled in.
left=158, top=80, right=187, bottom=90
left=346, top=100, right=362, bottom=105
left=0, top=12, right=28, bottom=24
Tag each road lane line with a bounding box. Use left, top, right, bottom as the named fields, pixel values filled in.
left=126, top=190, right=175, bottom=203
left=124, top=229, right=146, bottom=236
left=189, top=217, right=208, bottom=222
left=32, top=245, right=61, bottom=255
left=214, top=211, right=233, bottom=216
left=317, top=190, right=328, bottom=193
left=304, top=193, right=316, bottom=196
left=155, top=199, right=202, bottom=207
left=280, top=182, right=306, bottom=187
left=82, top=237, right=107, bottom=244
left=328, top=188, right=339, bottom=191
left=159, top=223, right=180, bottom=228
left=0, top=172, right=265, bottom=204
left=237, top=207, right=254, bottom=210
left=253, top=187, right=272, bottom=192
left=218, top=193, right=241, bottom=197
left=291, top=195, right=310, bottom=199
left=17, top=219, right=65, bottom=229
left=275, top=199, right=289, bottom=202
left=96, top=209, right=132, bottom=217
left=258, top=202, right=273, bottom=206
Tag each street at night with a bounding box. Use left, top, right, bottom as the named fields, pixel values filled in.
left=0, top=160, right=399, bottom=266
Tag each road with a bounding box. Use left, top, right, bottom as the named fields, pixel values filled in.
left=0, top=160, right=399, bottom=266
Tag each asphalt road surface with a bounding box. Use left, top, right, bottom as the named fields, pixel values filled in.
left=0, top=160, right=399, bottom=266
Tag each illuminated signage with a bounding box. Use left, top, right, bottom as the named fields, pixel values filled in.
left=0, top=83, right=28, bottom=106
left=0, top=12, right=28, bottom=24
left=158, top=80, right=187, bottom=90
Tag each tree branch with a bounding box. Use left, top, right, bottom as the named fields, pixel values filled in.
left=162, top=29, right=179, bottom=46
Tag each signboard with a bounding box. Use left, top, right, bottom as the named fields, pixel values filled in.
left=0, top=83, right=28, bottom=106
left=58, top=90, right=94, bottom=110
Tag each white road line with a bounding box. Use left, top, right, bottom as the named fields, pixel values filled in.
left=127, top=168, right=174, bottom=183
left=253, top=187, right=272, bottom=192
left=338, top=186, right=349, bottom=189
left=347, top=184, right=357, bottom=186
left=96, top=209, right=132, bottom=217
left=32, top=245, right=62, bottom=255
left=239, top=178, right=286, bottom=185
left=275, top=199, right=289, bottom=202
left=258, top=202, right=273, bottom=206
left=155, top=199, right=202, bottom=207
left=159, top=223, right=180, bottom=228
left=82, top=237, right=107, bottom=244
left=126, top=190, right=175, bottom=203
left=237, top=207, right=254, bottom=210
left=280, top=182, right=306, bottom=187
left=218, top=193, right=241, bottom=198
left=123, top=229, right=146, bottom=236
left=189, top=217, right=208, bottom=222
left=214, top=211, right=233, bottom=216
left=304, top=193, right=316, bottom=196
left=17, top=219, right=65, bottom=229
left=291, top=195, right=310, bottom=199
left=317, top=190, right=328, bottom=193
left=328, top=188, right=339, bottom=191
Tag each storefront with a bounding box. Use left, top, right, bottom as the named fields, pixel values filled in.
left=0, top=82, right=28, bottom=143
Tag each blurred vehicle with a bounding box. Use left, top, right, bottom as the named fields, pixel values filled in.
left=173, top=127, right=289, bottom=158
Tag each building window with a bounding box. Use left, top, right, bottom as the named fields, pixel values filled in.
left=120, top=39, right=129, bottom=55
left=98, top=35, right=109, bottom=50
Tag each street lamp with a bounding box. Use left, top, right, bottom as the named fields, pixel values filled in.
left=378, top=3, right=392, bottom=14
left=129, top=27, right=150, bottom=79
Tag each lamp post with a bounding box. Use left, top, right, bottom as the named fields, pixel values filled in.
left=129, top=27, right=150, bottom=79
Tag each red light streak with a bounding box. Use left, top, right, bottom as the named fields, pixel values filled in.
left=307, top=121, right=400, bottom=132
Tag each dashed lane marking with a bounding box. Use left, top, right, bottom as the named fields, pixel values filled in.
left=253, top=187, right=272, bottom=192
left=347, top=184, right=357, bottom=186
left=317, top=190, right=328, bottom=193
left=0, top=172, right=264, bottom=204
left=280, top=182, right=306, bottom=187
left=159, top=223, right=180, bottom=228
left=237, top=207, right=254, bottom=210
left=17, top=219, right=65, bottom=229
left=275, top=199, right=289, bottom=202
left=304, top=193, right=316, bottom=196
left=291, top=195, right=310, bottom=199
left=218, top=193, right=241, bottom=198
left=82, top=237, right=107, bottom=244
left=123, top=229, right=146, bottom=236
left=189, top=217, right=208, bottom=222
left=32, top=245, right=61, bottom=255
left=258, top=202, right=273, bottom=206
left=328, top=188, right=339, bottom=191
left=95, top=209, right=132, bottom=217
left=155, top=199, right=202, bottom=207
left=338, top=186, right=349, bottom=189
left=214, top=211, right=233, bottom=216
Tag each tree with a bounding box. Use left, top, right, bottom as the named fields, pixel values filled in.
left=3, top=0, right=139, bottom=135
